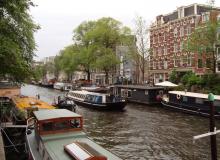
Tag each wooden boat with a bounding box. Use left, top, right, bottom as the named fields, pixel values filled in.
left=161, top=91, right=220, bottom=118
left=66, top=90, right=126, bottom=110
left=26, top=109, right=122, bottom=160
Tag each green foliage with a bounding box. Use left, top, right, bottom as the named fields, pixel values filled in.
left=169, top=69, right=178, bottom=84
left=184, top=11, right=220, bottom=73
left=181, top=71, right=202, bottom=87
left=0, top=0, right=38, bottom=82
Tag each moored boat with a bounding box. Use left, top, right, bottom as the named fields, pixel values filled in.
left=161, top=91, right=220, bottom=118
left=12, top=96, right=55, bottom=120
left=66, top=90, right=126, bottom=110
left=26, top=109, right=122, bottom=160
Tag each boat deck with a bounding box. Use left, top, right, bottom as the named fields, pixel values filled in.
left=0, top=131, right=6, bottom=160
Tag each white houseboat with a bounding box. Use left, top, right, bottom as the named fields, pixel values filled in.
left=66, top=90, right=126, bottom=110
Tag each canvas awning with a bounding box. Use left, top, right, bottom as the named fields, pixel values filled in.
left=155, top=81, right=178, bottom=87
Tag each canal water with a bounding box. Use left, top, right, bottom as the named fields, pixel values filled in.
left=21, top=84, right=220, bottom=160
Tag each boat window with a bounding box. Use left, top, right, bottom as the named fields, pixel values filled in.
left=145, top=90, right=148, bottom=95
left=42, top=122, right=53, bottom=131
left=54, top=120, right=71, bottom=130
left=95, top=96, right=102, bottom=103
left=128, top=90, right=132, bottom=97
left=195, top=98, right=203, bottom=104
left=70, top=119, right=81, bottom=128
left=182, top=96, right=188, bottom=102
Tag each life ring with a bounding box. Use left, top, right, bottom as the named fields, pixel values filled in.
left=177, top=94, right=181, bottom=99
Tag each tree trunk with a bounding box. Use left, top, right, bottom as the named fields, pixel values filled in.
left=86, top=70, right=91, bottom=81
left=105, top=71, right=109, bottom=85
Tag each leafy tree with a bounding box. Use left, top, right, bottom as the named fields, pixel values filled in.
left=59, top=45, right=79, bottom=81
left=95, top=48, right=120, bottom=84
left=184, top=5, right=220, bottom=73
left=169, top=69, right=178, bottom=84
left=0, top=0, right=38, bottom=82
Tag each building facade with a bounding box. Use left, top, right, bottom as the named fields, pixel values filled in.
left=149, top=3, right=220, bottom=84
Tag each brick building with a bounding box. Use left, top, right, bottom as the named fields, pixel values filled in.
left=149, top=3, right=220, bottom=84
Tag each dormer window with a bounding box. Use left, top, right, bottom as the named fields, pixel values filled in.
left=202, top=12, right=210, bottom=22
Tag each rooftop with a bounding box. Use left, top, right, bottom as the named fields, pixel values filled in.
left=33, top=109, right=82, bottom=121
left=112, top=85, right=164, bottom=90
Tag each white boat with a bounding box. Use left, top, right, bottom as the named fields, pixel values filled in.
left=66, top=90, right=126, bottom=110
left=54, top=82, right=72, bottom=91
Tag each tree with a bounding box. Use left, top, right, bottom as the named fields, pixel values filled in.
left=134, top=15, right=150, bottom=84
left=58, top=45, right=79, bottom=81
left=95, top=48, right=120, bottom=84
left=185, top=3, right=220, bottom=73
left=73, top=17, right=132, bottom=83
left=0, top=0, right=38, bottom=82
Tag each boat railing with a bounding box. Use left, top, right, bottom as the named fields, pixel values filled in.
left=26, top=117, right=36, bottom=160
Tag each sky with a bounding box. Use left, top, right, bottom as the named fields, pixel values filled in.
left=30, top=0, right=220, bottom=60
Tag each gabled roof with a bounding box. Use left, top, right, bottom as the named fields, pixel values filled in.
left=34, top=109, right=81, bottom=121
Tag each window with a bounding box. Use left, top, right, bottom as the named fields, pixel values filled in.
left=180, top=27, right=184, bottom=37
left=186, top=25, right=191, bottom=35
left=183, top=96, right=188, bottom=102
left=174, top=43, right=178, bottom=53
left=217, top=47, right=220, bottom=59
left=42, top=122, right=53, bottom=131
left=145, top=90, right=148, bottom=95
left=180, top=42, right=184, bottom=51
left=198, top=59, right=203, bottom=68
left=195, top=98, right=203, bottom=104
left=163, top=33, right=166, bottom=42
left=164, top=61, right=168, bottom=69
left=153, top=61, right=156, bottom=69
left=174, top=28, right=178, bottom=37
left=158, top=47, right=162, bottom=55
left=164, top=46, right=167, bottom=55
left=174, top=59, right=179, bottom=67
left=202, top=12, right=210, bottom=22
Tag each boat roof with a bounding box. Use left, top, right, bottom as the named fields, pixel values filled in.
left=111, top=85, right=164, bottom=90
left=169, top=91, right=220, bottom=100
left=12, top=96, right=55, bottom=110
left=69, top=90, right=108, bottom=96
left=33, top=109, right=82, bottom=121
left=41, top=131, right=122, bottom=160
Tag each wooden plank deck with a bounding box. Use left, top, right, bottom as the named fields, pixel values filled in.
left=0, top=131, right=6, bottom=160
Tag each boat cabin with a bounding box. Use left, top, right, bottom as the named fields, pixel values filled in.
left=27, top=109, right=121, bottom=160
left=34, top=109, right=83, bottom=136
left=110, top=85, right=164, bottom=105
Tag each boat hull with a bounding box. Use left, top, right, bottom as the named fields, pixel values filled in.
left=161, top=100, right=220, bottom=118
left=73, top=99, right=126, bottom=111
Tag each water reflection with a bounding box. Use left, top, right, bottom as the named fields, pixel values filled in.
left=21, top=85, right=220, bottom=160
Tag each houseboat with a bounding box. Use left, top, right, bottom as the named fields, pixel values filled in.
left=66, top=90, right=126, bottom=110
left=161, top=91, right=220, bottom=118
left=26, top=109, right=122, bottom=160
left=110, top=85, right=164, bottom=105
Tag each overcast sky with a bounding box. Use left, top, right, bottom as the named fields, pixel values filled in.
left=31, top=0, right=220, bottom=60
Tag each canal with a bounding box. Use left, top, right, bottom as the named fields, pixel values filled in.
left=21, top=84, right=220, bottom=160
